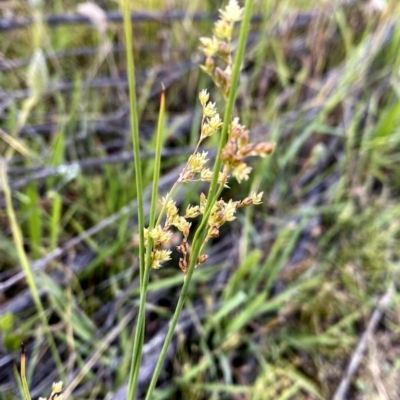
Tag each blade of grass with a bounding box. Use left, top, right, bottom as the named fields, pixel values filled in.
left=120, top=13, right=147, bottom=395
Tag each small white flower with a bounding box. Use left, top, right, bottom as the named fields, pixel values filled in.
left=219, top=0, right=244, bottom=23
left=199, top=89, right=209, bottom=107
left=199, top=36, right=219, bottom=57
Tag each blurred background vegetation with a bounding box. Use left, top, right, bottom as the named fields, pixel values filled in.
left=1, top=0, right=400, bottom=399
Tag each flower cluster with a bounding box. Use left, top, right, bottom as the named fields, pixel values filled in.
left=177, top=90, right=225, bottom=185
left=145, top=87, right=274, bottom=274
left=221, top=117, right=275, bottom=183
left=143, top=1, right=275, bottom=275
left=203, top=191, right=263, bottom=243
left=144, top=197, right=202, bottom=270
left=199, top=0, right=244, bottom=98
left=39, top=381, right=63, bottom=400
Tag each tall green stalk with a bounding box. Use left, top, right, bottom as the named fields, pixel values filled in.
left=122, top=1, right=147, bottom=398
left=144, top=1, right=254, bottom=398
left=122, top=0, right=145, bottom=285
left=126, top=88, right=166, bottom=397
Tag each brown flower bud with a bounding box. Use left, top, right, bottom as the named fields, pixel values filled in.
left=238, top=130, right=249, bottom=146
left=205, top=56, right=214, bottom=69
left=241, top=197, right=253, bottom=206
left=220, top=149, right=229, bottom=162
left=209, top=226, right=220, bottom=238
left=215, top=67, right=229, bottom=88
left=176, top=240, right=188, bottom=254
left=253, top=142, right=275, bottom=156
left=179, top=258, right=188, bottom=274
left=215, top=210, right=225, bottom=224
left=238, top=143, right=253, bottom=157
left=197, top=254, right=209, bottom=265
left=216, top=199, right=225, bottom=208
left=182, top=223, right=191, bottom=238
left=218, top=41, right=230, bottom=57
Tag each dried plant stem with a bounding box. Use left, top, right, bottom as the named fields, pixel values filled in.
left=20, top=345, right=32, bottom=400
left=332, top=285, right=394, bottom=400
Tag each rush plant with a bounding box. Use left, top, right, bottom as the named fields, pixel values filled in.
left=123, top=0, right=274, bottom=399
left=17, top=1, right=274, bottom=398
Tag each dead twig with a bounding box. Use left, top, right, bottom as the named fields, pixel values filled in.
left=0, top=11, right=291, bottom=32
left=332, top=285, right=395, bottom=400
left=7, top=147, right=207, bottom=190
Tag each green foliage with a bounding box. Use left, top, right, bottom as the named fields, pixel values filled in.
left=0, top=313, right=23, bottom=352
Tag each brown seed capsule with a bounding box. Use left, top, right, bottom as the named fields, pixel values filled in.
left=238, top=143, right=253, bottom=157
left=241, top=197, right=253, bottom=206
left=179, top=258, right=188, bottom=274
left=197, top=254, right=209, bottom=265
left=215, top=210, right=225, bottom=224
left=181, top=238, right=189, bottom=252
left=206, top=56, right=214, bottom=69
left=215, top=67, right=229, bottom=88
left=186, top=223, right=192, bottom=237
left=218, top=42, right=230, bottom=57
left=209, top=226, right=220, bottom=238
left=253, top=142, right=275, bottom=156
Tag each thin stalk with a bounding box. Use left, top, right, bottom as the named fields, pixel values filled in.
left=0, top=159, right=63, bottom=374
left=145, top=3, right=254, bottom=397
left=123, top=1, right=147, bottom=398
left=126, top=89, right=166, bottom=398
left=122, top=0, right=145, bottom=285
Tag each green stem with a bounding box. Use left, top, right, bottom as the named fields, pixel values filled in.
left=122, top=0, right=145, bottom=285
left=127, top=89, right=166, bottom=398
left=123, top=1, right=147, bottom=398
left=145, top=4, right=254, bottom=397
